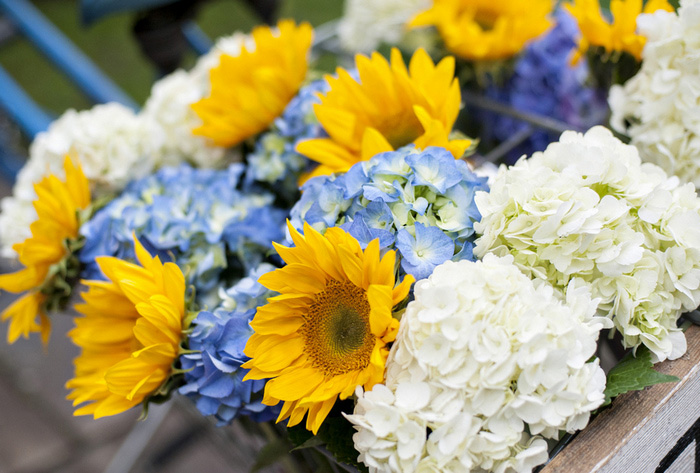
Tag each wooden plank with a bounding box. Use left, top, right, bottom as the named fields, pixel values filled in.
left=662, top=441, right=695, bottom=473
left=543, top=325, right=700, bottom=473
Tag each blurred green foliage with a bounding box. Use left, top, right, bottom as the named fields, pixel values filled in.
left=0, top=0, right=343, bottom=114
left=0, top=0, right=681, bottom=118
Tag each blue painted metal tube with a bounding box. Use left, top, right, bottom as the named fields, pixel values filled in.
left=182, top=21, right=212, bottom=56
left=0, top=149, right=25, bottom=180
left=0, top=64, right=52, bottom=138
left=0, top=0, right=138, bottom=110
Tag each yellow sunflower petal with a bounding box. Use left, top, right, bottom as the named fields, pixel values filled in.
left=71, top=316, right=136, bottom=346
left=287, top=403, right=309, bottom=428
left=0, top=267, right=42, bottom=293
left=92, top=395, right=142, bottom=419
left=302, top=371, right=358, bottom=403
left=392, top=274, right=415, bottom=306
left=103, top=358, right=160, bottom=397
left=306, top=397, right=336, bottom=434
left=66, top=234, right=185, bottom=418
left=375, top=245, right=398, bottom=285
left=643, top=0, right=674, bottom=13
left=247, top=335, right=305, bottom=373
left=276, top=399, right=298, bottom=423
left=362, top=238, right=382, bottom=288
left=39, top=311, right=51, bottom=346
left=413, top=105, right=471, bottom=159
left=367, top=284, right=395, bottom=337
left=302, top=225, right=346, bottom=280
left=261, top=263, right=328, bottom=294
left=245, top=225, right=408, bottom=433
left=264, top=366, right=325, bottom=401
left=566, top=0, right=672, bottom=61
left=250, top=308, right=304, bottom=335
left=76, top=281, right=138, bottom=319
left=0, top=158, right=89, bottom=350
left=297, top=48, right=464, bottom=179
left=295, top=139, right=359, bottom=176
left=336, top=243, right=365, bottom=288
left=409, top=0, right=554, bottom=61
left=1, top=292, right=46, bottom=343
left=132, top=343, right=178, bottom=368
left=361, top=128, right=395, bottom=162
left=193, top=20, right=313, bottom=147
left=63, top=157, right=90, bottom=209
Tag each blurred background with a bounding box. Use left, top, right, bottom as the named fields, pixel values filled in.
left=0, top=0, right=343, bottom=155
left=0, top=1, right=342, bottom=472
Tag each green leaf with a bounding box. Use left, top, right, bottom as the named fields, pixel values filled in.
left=287, top=422, right=315, bottom=448
left=603, top=345, right=679, bottom=406
left=318, top=416, right=368, bottom=472
left=285, top=407, right=369, bottom=473
left=291, top=435, right=324, bottom=451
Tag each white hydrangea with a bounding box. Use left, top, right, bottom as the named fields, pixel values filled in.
left=609, top=0, right=700, bottom=187
left=26, top=103, right=162, bottom=189
left=472, top=160, right=499, bottom=186
left=0, top=32, right=256, bottom=257
left=0, top=197, right=34, bottom=257
left=337, top=0, right=432, bottom=54
left=190, top=32, right=255, bottom=81
left=0, top=103, right=165, bottom=256
left=141, top=69, right=233, bottom=169
left=140, top=32, right=253, bottom=169
left=474, top=126, right=700, bottom=362
left=348, top=255, right=608, bottom=473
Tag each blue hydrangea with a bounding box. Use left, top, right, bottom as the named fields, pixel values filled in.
left=274, top=77, right=328, bottom=140
left=80, top=164, right=286, bottom=305
left=246, top=78, right=330, bottom=203
left=478, top=9, right=608, bottom=163
left=217, top=263, right=278, bottom=313
left=179, top=264, right=280, bottom=425
left=290, top=146, right=489, bottom=281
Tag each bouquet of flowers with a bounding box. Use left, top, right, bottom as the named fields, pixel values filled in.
left=1, top=4, right=699, bottom=472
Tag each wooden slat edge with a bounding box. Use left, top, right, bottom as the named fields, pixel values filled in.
left=542, top=325, right=700, bottom=473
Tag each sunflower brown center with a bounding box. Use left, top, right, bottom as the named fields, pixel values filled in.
left=301, top=279, right=375, bottom=377
left=475, top=8, right=499, bottom=30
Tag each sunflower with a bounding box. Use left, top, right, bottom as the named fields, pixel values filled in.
left=192, top=20, right=313, bottom=147
left=66, top=234, right=187, bottom=418
left=408, top=0, right=554, bottom=61
left=0, top=157, right=90, bottom=344
left=565, top=0, right=674, bottom=63
left=242, top=222, right=414, bottom=434
left=296, top=48, right=471, bottom=180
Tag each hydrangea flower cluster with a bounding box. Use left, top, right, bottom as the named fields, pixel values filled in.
left=139, top=30, right=262, bottom=170
left=139, top=31, right=260, bottom=170
left=0, top=103, right=163, bottom=256
left=0, top=31, right=255, bottom=258
left=475, top=127, right=700, bottom=361
left=609, top=0, right=700, bottom=187
left=0, top=197, right=36, bottom=260
left=290, top=146, right=489, bottom=281
left=179, top=264, right=279, bottom=425
left=141, top=69, right=234, bottom=169
left=480, top=9, right=607, bottom=162
left=337, top=0, right=431, bottom=54
left=348, top=255, right=608, bottom=473
left=80, top=164, right=286, bottom=305
left=246, top=78, right=330, bottom=202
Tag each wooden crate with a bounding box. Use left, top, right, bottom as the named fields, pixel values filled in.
left=542, top=325, right=700, bottom=473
